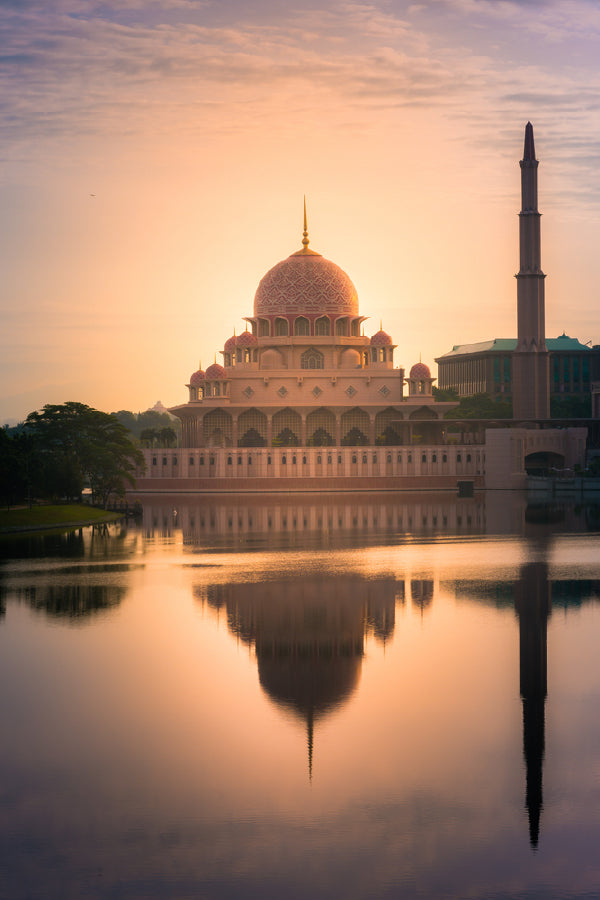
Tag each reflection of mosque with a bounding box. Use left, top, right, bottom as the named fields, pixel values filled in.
left=450, top=548, right=600, bottom=849
left=195, top=575, right=404, bottom=776
left=143, top=492, right=489, bottom=546
left=184, top=495, right=600, bottom=845
left=141, top=492, right=595, bottom=547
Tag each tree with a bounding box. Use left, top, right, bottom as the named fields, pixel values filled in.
left=158, top=426, right=177, bottom=448
left=140, top=428, right=158, bottom=448
left=444, top=393, right=512, bottom=419
left=550, top=394, right=591, bottom=418
left=432, top=386, right=460, bottom=402
left=25, top=402, right=145, bottom=506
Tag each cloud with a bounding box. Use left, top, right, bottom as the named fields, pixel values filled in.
left=2, top=0, right=600, bottom=208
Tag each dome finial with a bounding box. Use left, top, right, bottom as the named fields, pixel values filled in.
left=302, top=195, right=310, bottom=251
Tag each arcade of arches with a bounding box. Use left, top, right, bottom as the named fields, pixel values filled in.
left=186, top=405, right=446, bottom=449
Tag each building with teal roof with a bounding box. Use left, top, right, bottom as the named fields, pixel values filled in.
left=435, top=334, right=599, bottom=402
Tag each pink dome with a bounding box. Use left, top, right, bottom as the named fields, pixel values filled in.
left=205, top=363, right=227, bottom=379
left=190, top=369, right=205, bottom=386
left=254, top=251, right=358, bottom=317
left=409, top=362, right=431, bottom=379
left=237, top=330, right=258, bottom=347
left=371, top=329, right=392, bottom=347
left=224, top=334, right=237, bottom=352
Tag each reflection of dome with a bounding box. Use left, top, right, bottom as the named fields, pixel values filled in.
left=371, top=329, right=392, bottom=346
left=410, top=362, right=431, bottom=379
left=190, top=368, right=205, bottom=385
left=254, top=252, right=359, bottom=317
left=224, top=334, right=237, bottom=352
left=237, top=330, right=258, bottom=347
left=257, top=655, right=362, bottom=722
left=205, top=363, right=227, bottom=378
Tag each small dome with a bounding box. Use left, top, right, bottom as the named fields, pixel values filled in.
left=224, top=334, right=237, bottom=352
left=371, top=329, right=392, bottom=347
left=409, top=362, right=431, bottom=379
left=206, top=363, right=227, bottom=379
left=237, top=330, right=258, bottom=347
left=190, top=369, right=205, bottom=386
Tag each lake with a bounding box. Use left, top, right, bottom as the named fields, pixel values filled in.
left=1, top=492, right=600, bottom=899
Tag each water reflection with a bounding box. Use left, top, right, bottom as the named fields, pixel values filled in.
left=139, top=491, right=599, bottom=549
left=1, top=495, right=600, bottom=897
left=0, top=522, right=141, bottom=623
left=515, top=555, right=549, bottom=849
left=195, top=576, right=399, bottom=776
left=181, top=494, right=600, bottom=850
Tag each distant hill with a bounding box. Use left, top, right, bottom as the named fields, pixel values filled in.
left=112, top=405, right=181, bottom=442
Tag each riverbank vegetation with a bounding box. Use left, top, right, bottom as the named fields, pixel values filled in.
left=1, top=402, right=144, bottom=509
left=0, top=504, right=122, bottom=533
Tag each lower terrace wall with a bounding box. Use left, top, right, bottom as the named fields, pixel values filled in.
left=134, top=445, right=485, bottom=492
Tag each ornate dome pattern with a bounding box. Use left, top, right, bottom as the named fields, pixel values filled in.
left=206, top=363, right=227, bottom=379
left=254, top=253, right=359, bottom=317
left=237, top=330, right=258, bottom=347
left=224, top=334, right=237, bottom=352
left=190, top=369, right=205, bottom=386
left=409, top=362, right=431, bottom=379
left=371, top=329, right=392, bottom=346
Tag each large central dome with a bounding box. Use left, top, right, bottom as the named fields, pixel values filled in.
left=254, top=249, right=359, bottom=317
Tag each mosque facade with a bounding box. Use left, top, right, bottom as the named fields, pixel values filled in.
left=133, top=126, right=587, bottom=494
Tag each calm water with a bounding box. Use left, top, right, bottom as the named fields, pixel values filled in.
left=1, top=492, right=600, bottom=899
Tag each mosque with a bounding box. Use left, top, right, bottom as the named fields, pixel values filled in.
left=133, top=124, right=587, bottom=493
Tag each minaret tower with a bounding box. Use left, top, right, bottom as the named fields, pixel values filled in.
left=512, top=122, right=550, bottom=419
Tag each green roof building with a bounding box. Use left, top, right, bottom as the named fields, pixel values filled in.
left=435, top=334, right=598, bottom=400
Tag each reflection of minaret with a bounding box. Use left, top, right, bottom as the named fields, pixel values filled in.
left=514, top=559, right=551, bottom=848
left=411, top=579, right=434, bottom=617
left=513, top=122, right=550, bottom=419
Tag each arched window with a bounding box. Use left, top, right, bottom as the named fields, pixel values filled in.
left=294, top=316, right=310, bottom=336
left=341, top=407, right=369, bottom=446
left=272, top=408, right=301, bottom=446
left=237, top=408, right=268, bottom=447
left=375, top=408, right=403, bottom=446
left=301, top=348, right=324, bottom=370
left=335, top=318, right=348, bottom=336
left=315, top=316, right=330, bottom=336
left=258, top=318, right=270, bottom=336
left=351, top=319, right=360, bottom=337
left=202, top=409, right=233, bottom=447
left=307, top=408, right=335, bottom=446
left=275, top=317, right=289, bottom=336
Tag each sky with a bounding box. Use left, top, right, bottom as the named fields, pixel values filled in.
left=2, top=0, right=600, bottom=422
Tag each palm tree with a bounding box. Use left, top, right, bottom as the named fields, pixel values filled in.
left=140, top=428, right=158, bottom=448
left=158, top=426, right=177, bottom=448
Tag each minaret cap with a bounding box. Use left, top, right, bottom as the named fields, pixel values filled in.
left=523, top=122, right=536, bottom=162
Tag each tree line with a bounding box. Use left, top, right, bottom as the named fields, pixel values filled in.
left=1, top=402, right=145, bottom=509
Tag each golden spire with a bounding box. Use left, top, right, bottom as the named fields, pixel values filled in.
left=302, top=195, right=310, bottom=251
left=291, top=197, right=321, bottom=257
left=380, top=319, right=383, bottom=331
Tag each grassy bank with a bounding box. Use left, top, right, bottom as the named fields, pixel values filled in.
left=0, top=504, right=123, bottom=534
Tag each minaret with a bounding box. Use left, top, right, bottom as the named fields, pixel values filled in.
left=513, top=122, right=550, bottom=419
